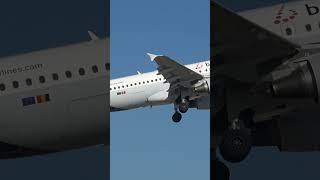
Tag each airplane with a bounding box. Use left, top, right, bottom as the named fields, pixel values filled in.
left=0, top=32, right=109, bottom=159
left=110, top=53, right=210, bottom=123
left=212, top=0, right=320, bottom=178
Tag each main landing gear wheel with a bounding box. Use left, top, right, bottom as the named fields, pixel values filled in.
left=219, top=129, right=252, bottom=163
left=172, top=112, right=182, bottom=123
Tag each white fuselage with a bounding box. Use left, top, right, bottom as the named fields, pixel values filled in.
left=110, top=61, right=210, bottom=111
left=239, top=1, right=320, bottom=47
left=0, top=38, right=109, bottom=158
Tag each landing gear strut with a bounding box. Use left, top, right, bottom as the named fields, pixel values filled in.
left=219, top=109, right=254, bottom=163
left=171, top=97, right=190, bottom=123
left=178, top=98, right=189, bottom=113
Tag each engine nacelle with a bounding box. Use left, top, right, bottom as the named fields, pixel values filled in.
left=255, top=54, right=320, bottom=102
left=270, top=61, right=316, bottom=99
left=193, top=79, right=210, bottom=95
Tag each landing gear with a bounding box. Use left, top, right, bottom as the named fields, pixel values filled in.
left=219, top=109, right=254, bottom=163
left=171, top=97, right=190, bottom=123
left=172, top=112, right=182, bottom=123
left=219, top=129, right=252, bottom=163
left=178, top=99, right=189, bottom=113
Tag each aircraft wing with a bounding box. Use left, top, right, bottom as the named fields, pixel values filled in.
left=211, top=1, right=300, bottom=82
left=147, top=53, right=203, bottom=91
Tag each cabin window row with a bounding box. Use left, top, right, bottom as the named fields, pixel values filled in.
left=0, top=64, right=106, bottom=91
left=110, top=77, right=163, bottom=91
left=198, top=69, right=209, bottom=73
left=285, top=23, right=319, bottom=36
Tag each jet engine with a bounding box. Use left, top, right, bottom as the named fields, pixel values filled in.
left=193, top=79, right=210, bottom=95
left=269, top=62, right=316, bottom=99
left=256, top=55, right=320, bottom=102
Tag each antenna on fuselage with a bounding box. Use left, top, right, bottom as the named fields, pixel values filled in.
left=137, top=71, right=141, bottom=75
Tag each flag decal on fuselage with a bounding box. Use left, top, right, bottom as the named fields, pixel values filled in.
left=36, top=94, right=50, bottom=103
left=22, top=94, right=50, bottom=106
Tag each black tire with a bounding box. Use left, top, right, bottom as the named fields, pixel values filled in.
left=172, top=112, right=182, bottom=123
left=178, top=103, right=189, bottom=113
left=219, top=129, right=252, bottom=163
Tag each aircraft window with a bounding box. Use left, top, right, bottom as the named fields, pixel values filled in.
left=92, top=65, right=98, bottom=73
left=52, top=73, right=59, bottom=80
left=12, top=81, right=19, bottom=88
left=105, top=63, right=110, bottom=70
left=114, top=87, right=116, bottom=90
left=26, top=78, right=32, bottom=86
left=39, top=76, right=45, bottom=83
left=139, top=82, right=141, bottom=85
left=199, top=70, right=202, bottom=73
left=130, top=84, right=133, bottom=86
left=122, top=85, right=124, bottom=88
left=126, top=85, right=128, bottom=87
left=0, top=84, right=5, bottom=91
left=306, top=24, right=312, bottom=32
left=118, top=86, right=120, bottom=89
left=155, top=79, right=157, bottom=81
left=151, top=80, right=153, bottom=82
left=110, top=88, right=112, bottom=91
left=143, top=81, right=145, bottom=84
left=79, top=68, right=85, bottom=76
left=65, top=71, right=72, bottom=78
left=134, top=83, right=137, bottom=85
left=286, top=28, right=292, bottom=35
left=147, top=81, right=149, bottom=83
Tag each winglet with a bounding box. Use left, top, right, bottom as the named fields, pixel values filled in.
left=147, top=53, right=161, bottom=61
left=88, top=31, right=99, bottom=41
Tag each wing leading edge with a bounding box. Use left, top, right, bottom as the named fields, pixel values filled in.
left=147, top=53, right=203, bottom=92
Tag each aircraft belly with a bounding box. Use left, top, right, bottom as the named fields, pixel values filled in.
left=119, top=84, right=166, bottom=109
left=127, top=90, right=148, bottom=108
